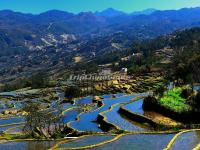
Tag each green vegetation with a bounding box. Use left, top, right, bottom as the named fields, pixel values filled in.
left=65, top=86, right=82, bottom=100
left=1, top=72, right=57, bottom=92
left=159, top=87, right=191, bottom=113
left=2, top=77, right=31, bottom=92
left=31, top=72, right=49, bottom=89
left=190, top=91, right=200, bottom=112
left=23, top=102, right=65, bottom=138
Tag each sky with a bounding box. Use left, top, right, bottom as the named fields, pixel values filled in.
left=0, top=0, right=200, bottom=14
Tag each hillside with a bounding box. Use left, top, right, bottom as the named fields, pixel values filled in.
left=1, top=7, right=200, bottom=56
left=1, top=8, right=200, bottom=86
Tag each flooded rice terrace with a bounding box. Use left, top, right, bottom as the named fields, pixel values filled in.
left=0, top=89, right=199, bottom=150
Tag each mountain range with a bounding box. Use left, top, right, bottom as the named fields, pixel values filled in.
left=1, top=7, right=200, bottom=56
left=1, top=7, right=200, bottom=82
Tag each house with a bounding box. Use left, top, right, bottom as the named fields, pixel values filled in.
left=121, top=68, right=128, bottom=73
left=99, top=68, right=112, bottom=75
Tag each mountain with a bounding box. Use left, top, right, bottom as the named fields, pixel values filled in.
left=1, top=7, right=200, bottom=57
left=131, top=8, right=157, bottom=15
left=36, top=10, right=74, bottom=23
left=106, top=7, right=200, bottom=37
left=1, top=7, right=200, bottom=82
left=95, top=8, right=126, bottom=17
left=95, top=8, right=156, bottom=17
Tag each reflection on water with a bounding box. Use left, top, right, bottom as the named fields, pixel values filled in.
left=75, top=97, right=93, bottom=105
left=167, top=82, right=174, bottom=90
left=62, top=103, right=73, bottom=110
left=70, top=94, right=147, bottom=132
left=115, top=93, right=125, bottom=97
left=0, top=125, right=22, bottom=132
left=63, top=108, right=82, bottom=124
left=123, top=99, right=144, bottom=114
left=100, top=93, right=125, bottom=99
left=104, top=105, right=150, bottom=131
left=171, top=131, right=200, bottom=150
left=100, top=94, right=113, bottom=99
left=0, top=100, right=22, bottom=113
left=59, top=135, right=114, bottom=148
left=93, top=134, right=174, bottom=150
left=120, top=113, right=153, bottom=131
left=7, top=126, right=24, bottom=134
left=123, top=99, right=180, bottom=126
left=0, top=117, right=25, bottom=125
left=0, top=92, right=17, bottom=97
left=194, top=85, right=200, bottom=91
left=0, top=140, right=56, bottom=150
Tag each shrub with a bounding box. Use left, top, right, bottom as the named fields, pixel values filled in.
left=65, top=86, right=81, bottom=99
left=190, top=91, right=200, bottom=112
left=31, top=72, right=49, bottom=88
left=159, top=87, right=191, bottom=112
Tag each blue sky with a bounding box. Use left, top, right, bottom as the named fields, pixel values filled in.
left=0, top=0, right=200, bottom=14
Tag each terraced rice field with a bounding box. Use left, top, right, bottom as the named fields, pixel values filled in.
left=0, top=91, right=199, bottom=150
left=123, top=99, right=144, bottom=114
left=0, top=140, right=57, bottom=150
left=57, top=135, right=115, bottom=149
left=69, top=93, right=147, bottom=132
left=101, top=104, right=151, bottom=132
left=92, top=134, right=174, bottom=150
left=170, top=131, right=200, bottom=150
left=63, top=108, right=82, bottom=124
left=0, top=124, right=24, bottom=133
left=0, top=117, right=25, bottom=126
left=5, top=125, right=24, bottom=134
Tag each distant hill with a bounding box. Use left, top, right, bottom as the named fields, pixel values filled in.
left=1, top=7, right=200, bottom=81
left=131, top=8, right=157, bottom=15
left=95, top=8, right=126, bottom=17
left=1, top=7, right=200, bottom=57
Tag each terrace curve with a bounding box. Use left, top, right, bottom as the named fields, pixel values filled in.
left=67, top=93, right=148, bottom=132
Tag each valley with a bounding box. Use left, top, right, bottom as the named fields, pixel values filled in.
left=0, top=6, right=200, bottom=150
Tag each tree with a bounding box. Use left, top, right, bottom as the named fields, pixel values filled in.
left=22, top=101, right=64, bottom=138
left=191, top=91, right=200, bottom=112
left=65, top=86, right=81, bottom=100
left=31, top=72, right=49, bottom=88
left=22, top=102, right=43, bottom=137
left=188, top=55, right=200, bottom=83
left=173, top=63, right=188, bottom=82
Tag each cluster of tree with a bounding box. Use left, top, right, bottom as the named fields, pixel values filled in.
left=65, top=82, right=97, bottom=100
left=1, top=77, right=31, bottom=92
left=172, top=54, right=200, bottom=84
left=178, top=87, right=200, bottom=112
left=127, top=27, right=200, bottom=83
left=31, top=72, right=49, bottom=89
left=95, top=49, right=132, bottom=65
left=169, top=28, right=200, bottom=84
left=191, top=91, right=200, bottom=112
left=65, top=86, right=82, bottom=100
left=1, top=72, right=55, bottom=92
left=72, top=49, right=134, bottom=74
left=22, top=101, right=65, bottom=138
left=73, top=62, right=98, bottom=74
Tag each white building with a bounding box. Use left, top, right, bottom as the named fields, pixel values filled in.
left=121, top=68, right=128, bottom=73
